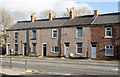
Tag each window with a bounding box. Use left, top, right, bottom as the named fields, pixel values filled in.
left=32, top=44, right=36, bottom=52
left=14, top=31, right=18, bottom=40
left=52, top=29, right=57, bottom=38
left=77, top=27, right=82, bottom=38
left=15, top=44, right=18, bottom=52
left=51, top=47, right=58, bottom=53
left=105, top=45, right=114, bottom=56
left=32, top=30, right=36, bottom=39
left=105, top=27, right=112, bottom=38
left=77, top=43, right=82, bottom=54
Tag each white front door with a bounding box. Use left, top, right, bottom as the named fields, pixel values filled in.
left=7, top=44, right=10, bottom=55
left=91, top=45, right=96, bottom=59
left=65, top=43, right=69, bottom=58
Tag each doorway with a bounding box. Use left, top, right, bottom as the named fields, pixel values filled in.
left=24, top=43, right=27, bottom=56
left=42, top=43, right=47, bottom=56
left=65, top=43, right=69, bottom=58
left=91, top=44, right=96, bottom=59
left=7, top=43, right=10, bottom=55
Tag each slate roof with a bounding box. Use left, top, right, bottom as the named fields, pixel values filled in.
left=8, top=17, right=69, bottom=30
left=7, top=12, right=120, bottom=31
left=64, top=15, right=94, bottom=26
left=92, top=12, right=120, bottom=24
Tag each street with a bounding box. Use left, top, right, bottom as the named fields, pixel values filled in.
left=1, top=57, right=119, bottom=76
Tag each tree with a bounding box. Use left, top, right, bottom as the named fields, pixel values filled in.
left=0, top=8, right=14, bottom=34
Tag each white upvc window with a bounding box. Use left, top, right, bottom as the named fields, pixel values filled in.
left=105, top=45, right=114, bottom=56
left=52, top=29, right=57, bottom=38
left=76, top=43, right=82, bottom=54
left=51, top=47, right=58, bottom=53
left=77, top=27, right=83, bottom=38
left=105, top=27, right=112, bottom=38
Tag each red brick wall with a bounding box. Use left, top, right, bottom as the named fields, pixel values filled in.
left=91, top=24, right=120, bottom=59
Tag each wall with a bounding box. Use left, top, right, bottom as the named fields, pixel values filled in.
left=91, top=24, right=120, bottom=59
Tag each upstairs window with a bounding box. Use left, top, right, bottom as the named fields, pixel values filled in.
left=77, top=27, right=83, bottom=38
left=51, top=47, right=58, bottom=53
left=52, top=29, right=57, bottom=38
left=32, top=30, right=36, bottom=39
left=14, top=31, right=18, bottom=40
left=105, top=45, right=114, bottom=56
left=105, top=27, right=112, bottom=38
left=77, top=43, right=82, bottom=54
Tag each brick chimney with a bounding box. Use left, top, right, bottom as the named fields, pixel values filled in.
left=70, top=7, right=76, bottom=19
left=94, top=10, right=99, bottom=16
left=31, top=12, right=38, bottom=22
left=49, top=10, right=55, bottom=21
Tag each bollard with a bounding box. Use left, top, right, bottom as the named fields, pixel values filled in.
left=25, top=60, right=27, bottom=71
left=10, top=57, right=12, bottom=68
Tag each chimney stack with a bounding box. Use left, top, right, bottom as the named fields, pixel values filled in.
left=31, top=12, right=38, bottom=22
left=49, top=10, right=55, bottom=21
left=94, top=10, right=99, bottom=16
left=70, top=7, right=76, bottom=19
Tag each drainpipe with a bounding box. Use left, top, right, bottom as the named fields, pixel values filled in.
left=26, top=30, right=30, bottom=56
left=61, top=27, right=63, bottom=57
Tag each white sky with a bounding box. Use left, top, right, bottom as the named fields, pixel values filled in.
left=0, top=0, right=119, bottom=20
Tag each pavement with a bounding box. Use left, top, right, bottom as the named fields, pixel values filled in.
left=0, top=55, right=119, bottom=76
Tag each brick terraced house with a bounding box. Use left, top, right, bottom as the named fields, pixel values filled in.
left=6, top=8, right=120, bottom=59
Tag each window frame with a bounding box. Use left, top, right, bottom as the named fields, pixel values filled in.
left=15, top=43, right=18, bottom=52
left=32, top=30, right=36, bottom=39
left=105, top=27, right=112, bottom=38
left=105, top=45, right=114, bottom=56
left=32, top=44, right=36, bottom=52
left=76, top=27, right=83, bottom=38
left=14, top=31, right=18, bottom=40
left=52, top=29, right=58, bottom=38
left=51, top=46, right=59, bottom=53
left=76, top=43, right=82, bottom=54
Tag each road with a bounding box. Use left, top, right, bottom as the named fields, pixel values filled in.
left=1, top=57, right=119, bottom=75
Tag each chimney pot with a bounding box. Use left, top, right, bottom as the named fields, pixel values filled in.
left=94, top=10, right=99, bottom=16
left=70, top=7, right=76, bottom=19
left=31, top=12, right=38, bottom=22
left=49, top=10, right=55, bottom=21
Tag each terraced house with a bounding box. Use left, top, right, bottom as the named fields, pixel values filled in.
left=6, top=8, right=120, bottom=59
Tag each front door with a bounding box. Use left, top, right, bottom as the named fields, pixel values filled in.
left=91, top=44, right=96, bottom=59
left=7, top=44, right=10, bottom=55
left=65, top=43, right=69, bottom=58
left=43, top=43, right=47, bottom=56
left=24, top=44, right=27, bottom=56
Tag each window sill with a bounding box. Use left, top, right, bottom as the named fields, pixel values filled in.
left=51, top=52, right=59, bottom=54
left=76, top=37, right=83, bottom=39
left=52, top=37, right=57, bottom=39
left=31, top=38, right=36, bottom=40
left=104, top=36, right=113, bottom=38
left=76, top=53, right=82, bottom=55
left=31, top=52, right=36, bottom=53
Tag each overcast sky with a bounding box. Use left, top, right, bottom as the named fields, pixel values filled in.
left=0, top=0, right=119, bottom=20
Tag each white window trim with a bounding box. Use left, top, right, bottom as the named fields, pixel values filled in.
left=104, top=27, right=112, bottom=38
left=51, top=47, right=59, bottom=53
left=76, top=43, right=82, bottom=55
left=52, top=29, right=58, bottom=38
left=105, top=45, right=114, bottom=56
left=76, top=28, right=83, bottom=38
